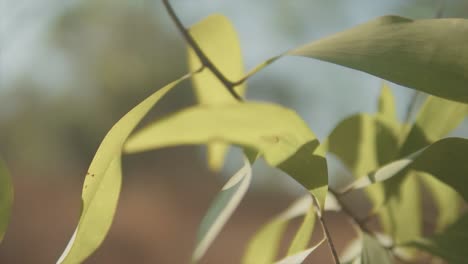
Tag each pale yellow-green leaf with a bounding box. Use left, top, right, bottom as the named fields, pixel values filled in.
left=0, top=158, right=13, bottom=243
left=125, top=102, right=327, bottom=207
left=188, top=14, right=246, bottom=171
left=327, top=114, right=399, bottom=209
left=378, top=82, right=398, bottom=123
left=347, top=138, right=468, bottom=202
left=192, top=156, right=252, bottom=262
left=290, top=16, right=468, bottom=103
left=399, top=96, right=468, bottom=157
left=286, top=204, right=316, bottom=256
left=419, top=172, right=462, bottom=232
left=379, top=172, right=422, bottom=245
left=242, top=195, right=312, bottom=264
left=57, top=76, right=188, bottom=263
left=361, top=233, right=393, bottom=264
left=405, top=213, right=468, bottom=263
left=274, top=238, right=325, bottom=264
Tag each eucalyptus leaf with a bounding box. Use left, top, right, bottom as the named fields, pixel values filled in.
left=399, top=96, right=468, bottom=157
left=125, top=102, right=328, bottom=207
left=405, top=213, right=468, bottom=264
left=242, top=195, right=313, bottom=264
left=290, top=16, right=468, bottom=103
left=274, top=238, right=325, bottom=264
left=346, top=137, right=468, bottom=202
left=57, top=76, right=189, bottom=263
left=0, top=158, right=13, bottom=243
left=188, top=14, right=246, bottom=171
left=192, top=156, right=252, bottom=262
left=361, top=234, right=393, bottom=264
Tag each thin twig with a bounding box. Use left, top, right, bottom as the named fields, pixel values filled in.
left=312, top=196, right=341, bottom=264
left=161, top=0, right=243, bottom=101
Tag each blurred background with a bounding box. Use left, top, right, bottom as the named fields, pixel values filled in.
left=1, top=0, right=468, bottom=263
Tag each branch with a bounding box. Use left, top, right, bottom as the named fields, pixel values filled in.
left=312, top=196, right=341, bottom=264
left=161, top=0, right=243, bottom=101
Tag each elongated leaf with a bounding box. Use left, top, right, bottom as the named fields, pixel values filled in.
left=328, top=113, right=399, bottom=208
left=379, top=172, right=421, bottom=245
left=361, top=234, right=393, bottom=264
left=274, top=238, right=325, bottom=264
left=242, top=195, right=313, bottom=264
left=378, top=82, right=398, bottom=123
left=290, top=16, right=468, bottom=103
left=57, top=76, right=188, bottom=263
left=419, top=172, right=462, bottom=232
left=346, top=137, right=468, bottom=202
left=286, top=203, right=316, bottom=256
left=405, top=213, right=468, bottom=263
left=399, top=96, right=468, bottom=157
left=125, top=102, right=327, bottom=207
left=192, top=156, right=252, bottom=262
left=188, top=14, right=246, bottom=171
left=0, top=158, right=13, bottom=243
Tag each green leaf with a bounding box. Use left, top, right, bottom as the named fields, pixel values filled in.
left=0, top=158, right=13, bottom=243
left=290, top=16, right=468, bottom=103
left=346, top=137, right=468, bottom=202
left=379, top=172, right=422, bottom=245
left=125, top=102, right=328, bottom=207
left=361, top=234, right=393, bottom=264
left=192, top=156, right=252, bottom=262
left=57, top=76, right=188, bottom=263
left=405, top=213, right=468, bottom=264
left=188, top=14, right=246, bottom=171
left=419, top=172, right=462, bottom=232
left=327, top=114, right=399, bottom=208
left=377, top=82, right=398, bottom=123
left=286, top=202, right=316, bottom=256
left=241, top=195, right=313, bottom=264
left=274, top=238, right=324, bottom=264
left=399, top=95, right=468, bottom=157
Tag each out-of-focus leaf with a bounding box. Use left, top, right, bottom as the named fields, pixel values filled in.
left=324, top=191, right=341, bottom=212
left=274, top=238, right=325, bottom=264
left=328, top=114, right=399, bottom=208
left=377, top=82, right=398, bottom=123
left=379, top=172, right=421, bottom=245
left=346, top=138, right=468, bottom=202
left=361, top=233, right=393, bottom=264
left=399, top=96, right=468, bottom=157
left=242, top=195, right=313, bottom=264
left=188, top=14, right=246, bottom=171
left=419, top=172, right=462, bottom=232
left=57, top=76, right=188, bottom=264
left=340, top=237, right=362, bottom=263
left=125, top=102, right=327, bottom=207
left=0, top=158, right=13, bottom=243
left=286, top=203, right=316, bottom=256
left=405, top=213, right=468, bottom=264
left=192, top=156, right=252, bottom=262
left=290, top=16, right=468, bottom=103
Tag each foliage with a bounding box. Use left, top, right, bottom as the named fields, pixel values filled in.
left=1, top=1, right=467, bottom=263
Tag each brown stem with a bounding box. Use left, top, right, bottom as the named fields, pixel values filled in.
left=161, top=0, right=243, bottom=101
left=312, top=196, right=341, bottom=264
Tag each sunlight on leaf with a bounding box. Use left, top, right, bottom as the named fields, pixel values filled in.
left=361, top=233, right=393, bottom=264
left=242, top=195, right=313, bottom=264
left=419, top=172, right=462, bottom=232
left=290, top=16, right=468, bottom=103
left=188, top=14, right=246, bottom=171
left=346, top=138, right=468, bottom=202
left=0, top=158, right=13, bottom=243
left=192, top=156, right=252, bottom=262
left=274, top=237, right=325, bottom=264
left=57, top=76, right=189, bottom=264
left=405, top=213, right=468, bottom=263
left=125, top=102, right=328, bottom=207
left=399, top=96, right=468, bottom=156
